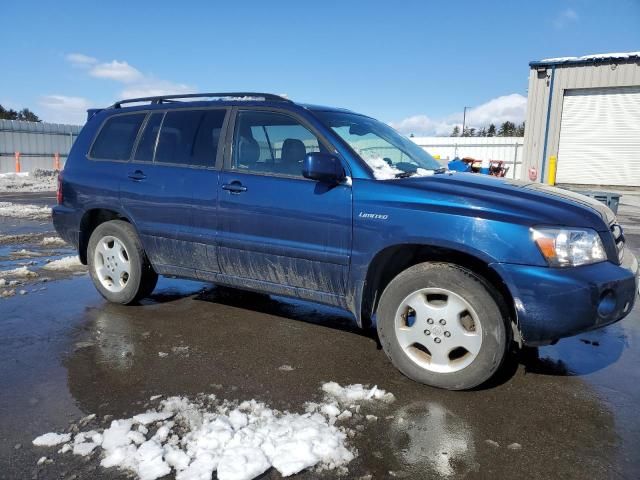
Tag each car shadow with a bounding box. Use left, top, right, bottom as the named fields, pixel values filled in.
left=137, top=280, right=630, bottom=386
left=193, top=285, right=372, bottom=339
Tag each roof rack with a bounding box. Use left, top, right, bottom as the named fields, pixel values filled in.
left=110, top=92, right=292, bottom=109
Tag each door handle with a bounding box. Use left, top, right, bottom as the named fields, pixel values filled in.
left=128, top=170, right=146, bottom=181
left=222, top=181, right=247, bottom=194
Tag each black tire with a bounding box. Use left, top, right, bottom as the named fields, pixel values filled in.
left=377, top=262, right=508, bottom=390
left=87, top=220, right=158, bottom=304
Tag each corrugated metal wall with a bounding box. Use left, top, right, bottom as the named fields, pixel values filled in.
left=0, top=120, right=81, bottom=173
left=522, top=59, right=640, bottom=183
left=411, top=137, right=524, bottom=179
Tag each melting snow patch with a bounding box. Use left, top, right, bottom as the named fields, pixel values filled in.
left=321, top=382, right=396, bottom=404
left=0, top=266, right=38, bottom=278
left=10, top=249, right=40, bottom=257
left=0, top=202, right=51, bottom=220
left=41, top=236, right=67, bottom=247
left=43, top=256, right=83, bottom=271
left=34, top=383, right=393, bottom=480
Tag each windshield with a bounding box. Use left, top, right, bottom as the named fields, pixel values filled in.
left=315, top=111, right=443, bottom=179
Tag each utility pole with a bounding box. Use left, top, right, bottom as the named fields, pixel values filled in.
left=462, top=106, right=470, bottom=136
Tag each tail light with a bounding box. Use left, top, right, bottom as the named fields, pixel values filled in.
left=57, top=172, right=63, bottom=205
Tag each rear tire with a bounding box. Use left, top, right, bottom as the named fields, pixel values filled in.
left=377, top=262, right=507, bottom=390
left=87, top=220, right=158, bottom=304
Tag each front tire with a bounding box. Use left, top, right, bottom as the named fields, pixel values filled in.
left=377, top=262, right=507, bottom=390
left=87, top=220, right=158, bottom=304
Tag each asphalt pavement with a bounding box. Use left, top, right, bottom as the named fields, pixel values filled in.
left=1, top=192, right=639, bottom=480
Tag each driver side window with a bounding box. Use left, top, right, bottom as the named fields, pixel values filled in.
left=232, top=111, right=322, bottom=177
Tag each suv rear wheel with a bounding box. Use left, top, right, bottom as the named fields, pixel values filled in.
left=377, top=262, right=507, bottom=390
left=87, top=220, right=158, bottom=304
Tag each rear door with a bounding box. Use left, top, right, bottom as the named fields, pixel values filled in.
left=216, top=108, right=352, bottom=298
left=119, top=108, right=227, bottom=274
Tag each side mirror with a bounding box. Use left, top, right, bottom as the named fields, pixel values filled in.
left=302, top=152, right=345, bottom=184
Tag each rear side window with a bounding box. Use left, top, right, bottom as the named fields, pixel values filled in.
left=155, top=109, right=226, bottom=167
left=90, top=114, right=145, bottom=160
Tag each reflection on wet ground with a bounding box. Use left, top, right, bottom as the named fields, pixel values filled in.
left=0, top=197, right=639, bottom=479
left=1, top=273, right=636, bottom=479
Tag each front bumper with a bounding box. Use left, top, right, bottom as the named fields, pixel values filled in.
left=492, top=248, right=639, bottom=346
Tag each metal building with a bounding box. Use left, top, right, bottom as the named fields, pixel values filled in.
left=0, top=119, right=81, bottom=173
left=522, top=52, right=640, bottom=187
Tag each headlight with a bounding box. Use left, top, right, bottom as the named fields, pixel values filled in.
left=531, top=227, right=607, bottom=267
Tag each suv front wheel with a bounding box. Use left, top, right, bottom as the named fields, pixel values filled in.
left=377, top=262, right=508, bottom=390
left=87, top=220, right=158, bottom=304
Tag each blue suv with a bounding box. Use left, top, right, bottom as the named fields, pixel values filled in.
left=53, top=92, right=639, bottom=390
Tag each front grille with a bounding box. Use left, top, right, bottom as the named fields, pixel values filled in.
left=610, top=223, right=625, bottom=262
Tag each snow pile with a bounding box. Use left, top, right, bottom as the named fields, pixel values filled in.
left=33, top=382, right=394, bottom=480
left=0, top=201, right=51, bottom=220
left=43, top=255, right=83, bottom=271
left=0, top=266, right=38, bottom=278
left=0, top=170, right=58, bottom=192
left=364, top=156, right=403, bottom=180
left=41, top=236, right=67, bottom=247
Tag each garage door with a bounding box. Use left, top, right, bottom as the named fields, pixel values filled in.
left=556, top=86, right=640, bottom=186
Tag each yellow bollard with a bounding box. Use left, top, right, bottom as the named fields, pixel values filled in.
left=547, top=155, right=557, bottom=186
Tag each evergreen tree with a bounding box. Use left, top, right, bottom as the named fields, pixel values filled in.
left=498, top=121, right=516, bottom=137
left=17, top=108, right=41, bottom=122
left=450, top=125, right=460, bottom=137
left=487, top=124, right=496, bottom=137
left=462, top=127, right=476, bottom=137
left=477, top=127, right=487, bottom=137
left=516, top=121, right=525, bottom=137
left=0, top=105, right=18, bottom=120
left=0, top=104, right=41, bottom=122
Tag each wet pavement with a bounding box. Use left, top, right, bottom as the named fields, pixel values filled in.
left=1, top=193, right=639, bottom=479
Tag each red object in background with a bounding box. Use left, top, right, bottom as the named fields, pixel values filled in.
left=54, top=153, right=60, bottom=170
left=528, top=167, right=538, bottom=181
left=461, top=157, right=510, bottom=177
left=14, top=152, right=21, bottom=173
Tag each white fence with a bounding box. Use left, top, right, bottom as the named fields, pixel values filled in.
left=410, top=137, right=525, bottom=179
left=0, top=119, right=80, bottom=173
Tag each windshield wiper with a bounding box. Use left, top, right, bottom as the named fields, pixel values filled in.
left=394, top=172, right=415, bottom=178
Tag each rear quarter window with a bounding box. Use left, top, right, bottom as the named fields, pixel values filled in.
left=90, top=113, right=146, bottom=160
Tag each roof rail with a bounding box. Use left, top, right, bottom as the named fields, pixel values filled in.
left=110, top=92, right=292, bottom=109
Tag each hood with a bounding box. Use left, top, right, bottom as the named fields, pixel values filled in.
left=522, top=182, right=616, bottom=225
left=391, top=173, right=613, bottom=231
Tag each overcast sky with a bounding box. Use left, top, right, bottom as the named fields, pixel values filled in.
left=2, top=0, right=639, bottom=134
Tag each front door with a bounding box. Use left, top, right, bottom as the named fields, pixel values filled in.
left=217, top=109, right=352, bottom=299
